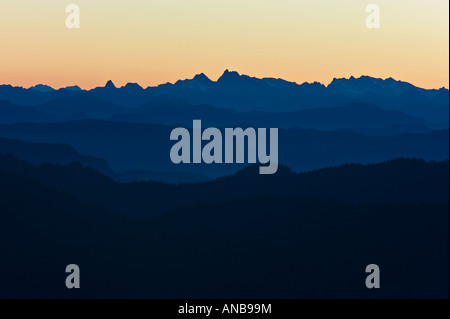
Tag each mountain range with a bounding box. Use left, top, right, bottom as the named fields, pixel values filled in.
left=0, top=121, right=447, bottom=179
left=0, top=71, right=449, bottom=298
left=1, top=71, right=448, bottom=123
left=1, top=71, right=448, bottom=181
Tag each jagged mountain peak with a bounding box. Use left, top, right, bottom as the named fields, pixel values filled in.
left=218, top=69, right=241, bottom=82
left=193, top=73, right=212, bottom=82
left=105, top=80, right=116, bottom=89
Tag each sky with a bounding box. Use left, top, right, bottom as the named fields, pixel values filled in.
left=0, top=0, right=448, bottom=89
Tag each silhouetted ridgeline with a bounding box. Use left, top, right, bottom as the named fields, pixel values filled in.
left=0, top=120, right=447, bottom=178
left=0, top=137, right=115, bottom=178
left=0, top=153, right=448, bottom=217
left=1, top=98, right=439, bottom=134
left=0, top=137, right=211, bottom=184
left=0, top=169, right=448, bottom=298
left=1, top=72, right=448, bottom=123
left=1, top=72, right=448, bottom=181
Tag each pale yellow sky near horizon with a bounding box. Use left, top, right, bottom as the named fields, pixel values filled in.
left=0, top=0, right=448, bottom=89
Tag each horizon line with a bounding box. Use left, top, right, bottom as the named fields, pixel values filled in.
left=1, top=70, right=449, bottom=91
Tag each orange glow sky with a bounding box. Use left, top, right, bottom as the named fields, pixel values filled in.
left=0, top=0, right=448, bottom=89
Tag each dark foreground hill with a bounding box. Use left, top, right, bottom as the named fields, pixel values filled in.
left=0, top=171, right=448, bottom=298
left=0, top=153, right=448, bottom=217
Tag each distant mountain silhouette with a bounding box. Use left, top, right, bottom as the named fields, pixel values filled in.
left=0, top=84, right=85, bottom=106
left=0, top=120, right=447, bottom=178
left=108, top=102, right=431, bottom=133
left=0, top=137, right=212, bottom=183
left=88, top=80, right=151, bottom=107
left=328, top=75, right=427, bottom=97
left=0, top=137, right=114, bottom=177
left=1, top=71, right=448, bottom=122
left=1, top=95, right=442, bottom=135
left=29, top=84, right=55, bottom=93
left=121, top=82, right=144, bottom=92
left=104, top=80, right=116, bottom=89
left=147, top=71, right=449, bottom=122
left=64, top=85, right=82, bottom=91
left=170, top=73, right=215, bottom=91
